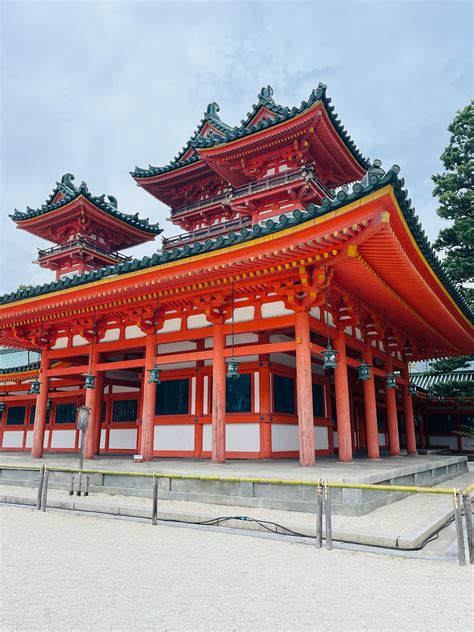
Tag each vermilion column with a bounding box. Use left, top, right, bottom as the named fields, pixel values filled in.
left=84, top=348, right=99, bottom=459
left=363, top=346, right=380, bottom=459
left=385, top=358, right=400, bottom=456
left=259, top=333, right=271, bottom=459
left=402, top=364, right=417, bottom=454
left=295, top=311, right=315, bottom=467
left=212, top=323, right=226, bottom=463
left=333, top=330, right=352, bottom=462
left=31, top=348, right=50, bottom=458
left=140, top=335, right=157, bottom=461
left=92, top=372, right=105, bottom=456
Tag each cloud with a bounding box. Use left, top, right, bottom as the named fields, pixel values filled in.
left=1, top=0, right=472, bottom=293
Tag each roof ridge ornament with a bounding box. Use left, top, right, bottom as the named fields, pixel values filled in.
left=258, top=85, right=274, bottom=103
left=60, top=173, right=76, bottom=191
left=107, top=195, right=118, bottom=208
left=206, top=102, right=220, bottom=117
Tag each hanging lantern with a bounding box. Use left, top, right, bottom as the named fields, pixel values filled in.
left=385, top=373, right=397, bottom=389
left=148, top=366, right=161, bottom=384
left=358, top=363, right=371, bottom=381
left=408, top=382, right=417, bottom=396
left=29, top=379, right=40, bottom=395
left=226, top=358, right=239, bottom=379
left=46, top=398, right=53, bottom=410
left=84, top=374, right=96, bottom=390
left=0, top=402, right=5, bottom=413
left=322, top=344, right=338, bottom=369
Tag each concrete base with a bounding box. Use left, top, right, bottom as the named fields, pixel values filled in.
left=0, top=453, right=468, bottom=516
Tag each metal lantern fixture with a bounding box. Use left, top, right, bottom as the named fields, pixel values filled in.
left=46, top=398, right=53, bottom=410
left=358, top=362, right=371, bottom=381
left=321, top=266, right=338, bottom=369
left=408, top=382, right=417, bottom=396
left=227, top=281, right=239, bottom=379
left=148, top=296, right=161, bottom=385
left=385, top=373, right=397, bottom=389
left=148, top=366, right=161, bottom=384
left=0, top=402, right=5, bottom=414
left=29, top=379, right=41, bottom=395
left=84, top=374, right=96, bottom=390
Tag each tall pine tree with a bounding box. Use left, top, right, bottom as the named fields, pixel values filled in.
left=429, top=103, right=474, bottom=403
left=432, top=101, right=473, bottom=305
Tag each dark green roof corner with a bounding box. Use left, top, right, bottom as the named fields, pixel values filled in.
left=2, top=162, right=471, bottom=327
left=9, top=174, right=162, bottom=235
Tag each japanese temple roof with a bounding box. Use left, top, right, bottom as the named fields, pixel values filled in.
left=411, top=369, right=474, bottom=390
left=1, top=161, right=472, bottom=328
left=130, top=83, right=370, bottom=179
left=10, top=174, right=162, bottom=235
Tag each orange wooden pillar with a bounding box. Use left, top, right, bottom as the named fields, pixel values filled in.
left=362, top=346, right=380, bottom=459
left=333, top=330, right=352, bottom=462
left=259, top=333, right=272, bottom=459
left=31, top=348, right=50, bottom=458
left=402, top=364, right=417, bottom=454
left=194, top=342, right=205, bottom=457
left=212, top=324, right=226, bottom=463
left=295, top=311, right=315, bottom=466
left=84, top=348, right=100, bottom=459
left=92, top=372, right=105, bottom=455
left=385, top=358, right=400, bottom=456
left=140, top=335, right=157, bottom=461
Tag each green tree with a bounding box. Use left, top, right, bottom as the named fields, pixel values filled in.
left=428, top=355, right=474, bottom=400
left=432, top=101, right=474, bottom=305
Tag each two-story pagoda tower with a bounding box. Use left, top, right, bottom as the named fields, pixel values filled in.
left=10, top=174, right=162, bottom=280
left=131, top=84, right=368, bottom=249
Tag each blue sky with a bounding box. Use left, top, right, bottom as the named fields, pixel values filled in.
left=1, top=0, right=472, bottom=293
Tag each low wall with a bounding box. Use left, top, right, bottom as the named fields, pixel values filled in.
left=0, top=455, right=468, bottom=515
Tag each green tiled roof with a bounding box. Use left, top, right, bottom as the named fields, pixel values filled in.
left=1, top=162, right=472, bottom=325
left=10, top=174, right=162, bottom=235
left=131, top=83, right=370, bottom=179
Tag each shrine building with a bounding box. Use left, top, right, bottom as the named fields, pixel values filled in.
left=0, top=83, right=473, bottom=466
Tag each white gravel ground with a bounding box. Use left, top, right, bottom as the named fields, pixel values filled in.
left=0, top=504, right=472, bottom=632
left=1, top=469, right=472, bottom=537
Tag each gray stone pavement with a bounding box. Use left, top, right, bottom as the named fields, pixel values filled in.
left=1, top=504, right=472, bottom=631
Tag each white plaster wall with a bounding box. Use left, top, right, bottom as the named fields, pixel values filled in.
left=254, top=372, right=260, bottom=413
left=378, top=433, right=386, bottom=445
left=270, top=353, right=296, bottom=368
left=203, top=376, right=209, bottom=414
left=44, top=430, right=50, bottom=448
left=203, top=424, right=212, bottom=451
left=112, top=385, right=140, bottom=393
left=108, top=429, right=137, bottom=449
left=204, top=338, right=213, bottom=349
left=226, top=423, right=260, bottom=452
left=187, top=314, right=210, bottom=330
left=50, top=430, right=76, bottom=449
left=429, top=436, right=458, bottom=449
left=153, top=424, right=195, bottom=451
left=100, top=430, right=106, bottom=450
left=125, top=325, right=145, bottom=339
left=25, top=431, right=34, bottom=449
left=159, top=362, right=196, bottom=370
left=102, top=328, right=120, bottom=342
left=159, top=318, right=181, bottom=333
left=315, top=426, right=329, bottom=450
left=262, top=301, right=293, bottom=318
left=226, top=333, right=259, bottom=345
left=191, top=377, right=196, bottom=415
left=224, top=306, right=254, bottom=323
left=51, top=337, right=68, bottom=349
left=272, top=424, right=299, bottom=451
left=355, top=328, right=362, bottom=341
left=2, top=431, right=23, bottom=448
left=159, top=340, right=195, bottom=354
left=72, top=335, right=88, bottom=347
left=310, top=306, right=320, bottom=320
left=333, top=431, right=338, bottom=448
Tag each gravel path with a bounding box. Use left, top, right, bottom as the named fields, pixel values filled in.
left=1, top=469, right=472, bottom=537
left=1, top=505, right=472, bottom=632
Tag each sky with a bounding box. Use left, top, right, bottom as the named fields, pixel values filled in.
left=1, top=0, right=472, bottom=294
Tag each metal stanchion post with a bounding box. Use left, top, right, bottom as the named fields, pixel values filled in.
left=41, top=467, right=49, bottom=512
left=84, top=476, right=90, bottom=497
left=324, top=482, right=333, bottom=550
left=462, top=493, right=473, bottom=565
left=36, top=465, right=45, bottom=510
left=453, top=491, right=466, bottom=566
left=76, top=405, right=90, bottom=497
left=315, top=481, right=323, bottom=548
left=152, top=473, right=158, bottom=526
left=69, top=473, right=75, bottom=496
